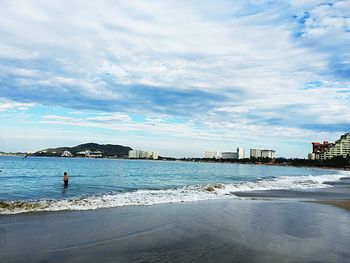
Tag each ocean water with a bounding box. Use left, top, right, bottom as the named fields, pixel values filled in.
left=0, top=156, right=347, bottom=214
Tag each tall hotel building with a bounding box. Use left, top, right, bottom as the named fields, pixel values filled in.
left=220, top=147, right=246, bottom=160
left=237, top=147, right=245, bottom=159
left=309, top=133, right=350, bottom=160
left=250, top=149, right=275, bottom=159
left=250, top=149, right=262, bottom=158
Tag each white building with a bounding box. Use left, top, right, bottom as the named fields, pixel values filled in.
left=61, top=151, right=73, bottom=157
left=76, top=150, right=103, bottom=158
left=205, top=151, right=218, bottom=159
left=77, top=150, right=91, bottom=156
left=88, top=151, right=103, bottom=158
left=250, top=148, right=276, bottom=159
left=129, top=149, right=159, bottom=159
left=308, top=153, right=316, bottom=160
left=151, top=151, right=158, bottom=160
left=139, top=151, right=150, bottom=158
left=261, top=150, right=276, bottom=158
left=221, top=152, right=238, bottom=159
left=128, top=150, right=137, bottom=158
left=250, top=149, right=262, bottom=158
left=237, top=147, right=245, bottom=159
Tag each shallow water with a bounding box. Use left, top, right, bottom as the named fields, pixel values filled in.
left=0, top=156, right=347, bottom=213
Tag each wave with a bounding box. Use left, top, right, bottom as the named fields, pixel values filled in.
left=0, top=172, right=347, bottom=214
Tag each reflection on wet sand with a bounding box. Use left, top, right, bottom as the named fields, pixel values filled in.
left=1, top=199, right=349, bottom=263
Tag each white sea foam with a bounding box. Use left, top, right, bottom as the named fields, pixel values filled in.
left=0, top=172, right=347, bottom=214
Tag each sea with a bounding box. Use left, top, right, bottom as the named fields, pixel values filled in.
left=0, top=156, right=348, bottom=214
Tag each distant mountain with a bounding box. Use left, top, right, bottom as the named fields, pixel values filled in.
left=33, top=143, right=132, bottom=158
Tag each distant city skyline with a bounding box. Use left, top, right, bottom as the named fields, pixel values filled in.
left=1, top=1, right=349, bottom=158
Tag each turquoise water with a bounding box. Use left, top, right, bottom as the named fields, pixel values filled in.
left=0, top=156, right=346, bottom=213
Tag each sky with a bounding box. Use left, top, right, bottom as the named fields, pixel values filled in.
left=0, top=0, right=349, bottom=158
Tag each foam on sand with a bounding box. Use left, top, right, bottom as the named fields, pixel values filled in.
left=0, top=172, right=347, bottom=214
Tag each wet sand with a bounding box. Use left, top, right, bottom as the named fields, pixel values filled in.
left=313, top=200, right=350, bottom=212
left=1, top=198, right=350, bottom=263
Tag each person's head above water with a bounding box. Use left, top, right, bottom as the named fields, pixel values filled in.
left=63, top=171, right=69, bottom=186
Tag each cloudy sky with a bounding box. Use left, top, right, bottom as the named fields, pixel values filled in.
left=0, top=0, right=349, bottom=157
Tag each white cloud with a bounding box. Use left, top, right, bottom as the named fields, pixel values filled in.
left=87, top=113, right=131, bottom=122
left=0, top=98, right=34, bottom=112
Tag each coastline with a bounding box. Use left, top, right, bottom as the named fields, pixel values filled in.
left=4, top=154, right=349, bottom=173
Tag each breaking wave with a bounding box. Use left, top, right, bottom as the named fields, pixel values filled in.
left=0, top=173, right=347, bottom=214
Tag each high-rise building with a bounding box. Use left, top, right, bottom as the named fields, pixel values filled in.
left=250, top=148, right=276, bottom=159
left=312, top=141, right=334, bottom=155
left=313, top=133, right=350, bottom=160
left=250, top=149, right=262, bottom=158
left=129, top=149, right=159, bottom=159
left=237, top=147, right=245, bottom=159
left=139, top=151, right=150, bottom=158
left=128, top=150, right=137, bottom=158
left=261, top=150, right=276, bottom=158
left=151, top=151, right=158, bottom=160
left=221, top=152, right=238, bottom=159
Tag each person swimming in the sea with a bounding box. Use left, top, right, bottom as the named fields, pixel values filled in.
left=63, top=172, right=69, bottom=187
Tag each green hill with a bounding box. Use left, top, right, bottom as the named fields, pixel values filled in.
left=33, top=143, right=132, bottom=158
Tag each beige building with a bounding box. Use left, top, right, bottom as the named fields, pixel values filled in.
left=204, top=151, right=218, bottom=159
left=308, top=153, right=316, bottom=160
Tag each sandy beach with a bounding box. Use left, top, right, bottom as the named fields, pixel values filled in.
left=1, top=196, right=350, bottom=263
